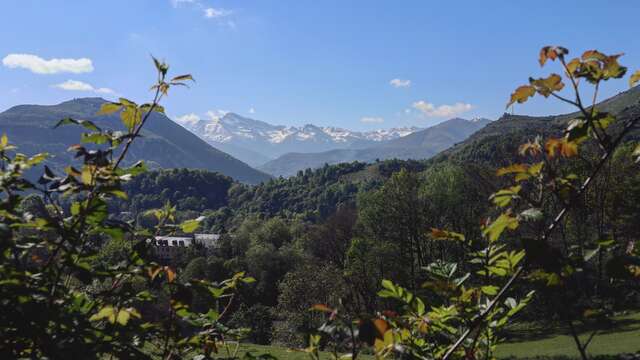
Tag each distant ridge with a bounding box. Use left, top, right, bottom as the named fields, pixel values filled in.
left=174, top=112, right=420, bottom=166
left=0, top=97, right=271, bottom=184
left=258, top=117, right=491, bottom=177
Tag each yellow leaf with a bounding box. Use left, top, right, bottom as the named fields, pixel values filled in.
left=630, top=70, right=640, bottom=88
left=89, top=306, right=116, bottom=323
left=530, top=74, right=565, bottom=97
left=97, top=102, right=122, bottom=116
left=519, top=139, right=542, bottom=156
left=1, top=133, right=7, bottom=148
left=545, top=138, right=578, bottom=158
left=497, top=164, right=528, bottom=177
left=164, top=266, right=176, bottom=283
left=483, top=213, right=519, bottom=243
left=310, top=304, right=334, bottom=313
left=120, top=106, right=140, bottom=132
left=507, top=85, right=536, bottom=108
left=116, top=309, right=131, bottom=325
left=148, top=266, right=162, bottom=280
left=81, top=165, right=95, bottom=185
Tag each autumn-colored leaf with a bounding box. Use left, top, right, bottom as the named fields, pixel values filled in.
left=310, top=304, right=334, bottom=313
left=507, top=85, right=536, bottom=108
left=545, top=138, right=578, bottom=158
left=539, top=46, right=568, bottom=67
left=373, top=318, right=389, bottom=337
left=148, top=266, right=162, bottom=280
left=164, top=266, right=176, bottom=283
left=519, top=137, right=542, bottom=156
left=430, top=228, right=465, bottom=241
left=581, top=50, right=607, bottom=62
left=630, top=70, right=640, bottom=88
left=530, top=74, right=565, bottom=97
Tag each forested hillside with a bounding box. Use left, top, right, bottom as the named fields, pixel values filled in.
left=2, top=46, right=640, bottom=360
left=0, top=97, right=271, bottom=184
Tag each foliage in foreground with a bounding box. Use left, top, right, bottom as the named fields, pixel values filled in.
left=304, top=47, right=640, bottom=360
left=1, top=46, right=639, bottom=360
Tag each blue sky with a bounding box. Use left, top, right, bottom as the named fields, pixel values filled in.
left=1, top=0, right=639, bottom=131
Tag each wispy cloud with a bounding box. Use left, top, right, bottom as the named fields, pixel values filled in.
left=170, top=0, right=197, bottom=8
left=53, top=80, right=115, bottom=95
left=204, top=7, right=233, bottom=18
left=360, top=116, right=384, bottom=124
left=248, top=107, right=255, bottom=114
left=390, top=78, right=411, bottom=88
left=174, top=113, right=201, bottom=126
left=412, top=100, right=473, bottom=118
left=206, top=109, right=230, bottom=120
left=2, top=53, right=93, bottom=74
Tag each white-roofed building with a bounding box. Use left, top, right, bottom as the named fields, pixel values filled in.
left=148, top=233, right=222, bottom=263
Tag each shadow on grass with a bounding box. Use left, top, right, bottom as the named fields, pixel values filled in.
left=503, top=313, right=640, bottom=343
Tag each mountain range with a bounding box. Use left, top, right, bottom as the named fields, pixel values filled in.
left=174, top=112, right=420, bottom=166
left=0, top=98, right=271, bottom=184
left=258, top=117, right=491, bottom=176
left=0, top=97, right=494, bottom=182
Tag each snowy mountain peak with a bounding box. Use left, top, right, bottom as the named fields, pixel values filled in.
left=175, top=112, right=420, bottom=146
left=173, top=112, right=425, bottom=166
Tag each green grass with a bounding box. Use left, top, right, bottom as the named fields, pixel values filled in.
left=496, top=312, right=640, bottom=359
left=233, top=312, right=640, bottom=360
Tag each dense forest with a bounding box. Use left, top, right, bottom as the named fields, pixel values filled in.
left=2, top=48, right=640, bottom=360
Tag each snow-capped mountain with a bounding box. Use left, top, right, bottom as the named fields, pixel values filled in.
left=173, top=112, right=420, bottom=167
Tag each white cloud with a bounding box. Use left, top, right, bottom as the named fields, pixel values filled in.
left=412, top=101, right=473, bottom=118
left=206, top=109, right=230, bottom=121
left=2, top=53, right=93, bottom=74
left=175, top=113, right=201, bottom=127
left=95, top=87, right=115, bottom=94
left=248, top=107, right=255, bottom=114
left=390, top=78, right=411, bottom=88
left=170, top=0, right=197, bottom=7
left=204, top=7, right=232, bottom=18
left=53, top=80, right=93, bottom=91
left=53, top=80, right=115, bottom=95
left=360, top=116, right=385, bottom=124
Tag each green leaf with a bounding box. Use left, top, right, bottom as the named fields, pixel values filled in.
left=520, top=208, right=543, bottom=221
left=54, top=118, right=101, bottom=132
left=583, top=247, right=600, bottom=262
left=1, top=133, right=7, bottom=147
left=120, top=106, right=140, bottom=132
left=97, top=102, right=122, bottom=115
left=116, top=309, right=130, bottom=325
left=483, top=213, right=519, bottom=243
left=152, top=56, right=169, bottom=76
left=180, top=217, right=203, bottom=233
left=171, top=74, right=194, bottom=82
left=481, top=285, right=499, bottom=296
left=81, top=133, right=110, bottom=145
left=89, top=306, right=116, bottom=323
left=490, top=185, right=521, bottom=207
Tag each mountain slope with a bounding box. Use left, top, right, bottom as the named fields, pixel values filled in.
left=0, top=98, right=271, bottom=184
left=259, top=118, right=491, bottom=177
left=434, top=86, right=640, bottom=167
left=174, top=112, right=419, bottom=166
